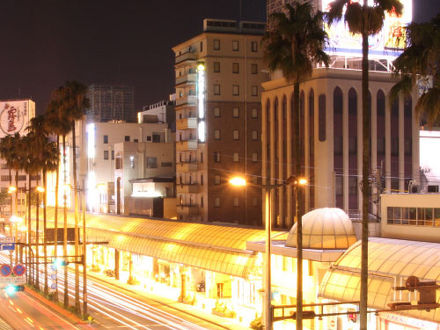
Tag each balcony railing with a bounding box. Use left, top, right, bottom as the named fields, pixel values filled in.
left=175, top=95, right=197, bottom=107
left=177, top=184, right=200, bottom=194
left=176, top=139, right=198, bottom=151
left=176, top=117, right=197, bottom=130
left=175, top=73, right=196, bottom=86
left=175, top=52, right=197, bottom=64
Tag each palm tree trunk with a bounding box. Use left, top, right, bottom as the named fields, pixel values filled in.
left=15, top=170, right=19, bottom=265
left=36, top=176, right=40, bottom=290
left=72, top=120, right=80, bottom=313
left=293, top=81, right=303, bottom=330
left=54, top=135, right=59, bottom=301
left=360, top=8, right=370, bottom=329
left=43, top=169, right=48, bottom=295
left=63, top=134, right=69, bottom=308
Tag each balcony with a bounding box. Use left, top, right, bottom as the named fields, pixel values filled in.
left=178, top=161, right=198, bottom=172
left=176, top=139, right=198, bottom=151
left=176, top=117, right=197, bottom=130
left=176, top=95, right=197, bottom=107
left=175, top=52, right=197, bottom=64
left=175, top=73, right=196, bottom=86
left=177, top=183, right=200, bottom=194
left=177, top=204, right=200, bottom=216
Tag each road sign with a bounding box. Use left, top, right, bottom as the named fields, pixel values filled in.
left=0, top=276, right=25, bottom=288
left=1, top=243, right=15, bottom=251
left=0, top=264, right=11, bottom=277
left=12, top=264, right=25, bottom=277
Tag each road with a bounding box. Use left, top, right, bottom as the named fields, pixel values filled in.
left=0, top=251, right=228, bottom=330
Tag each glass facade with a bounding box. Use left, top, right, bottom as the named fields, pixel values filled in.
left=387, top=206, right=440, bottom=226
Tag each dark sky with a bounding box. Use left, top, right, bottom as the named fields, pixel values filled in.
left=0, top=0, right=438, bottom=114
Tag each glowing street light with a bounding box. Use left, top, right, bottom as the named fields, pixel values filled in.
left=229, top=175, right=307, bottom=330
left=36, top=186, right=45, bottom=193
left=8, top=186, right=17, bottom=194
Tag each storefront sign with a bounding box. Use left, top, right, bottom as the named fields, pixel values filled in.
left=0, top=102, right=26, bottom=136
left=379, top=312, right=439, bottom=329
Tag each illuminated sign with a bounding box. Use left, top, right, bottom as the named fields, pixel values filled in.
left=197, top=63, right=206, bottom=142
left=0, top=102, right=27, bottom=136
left=86, top=123, right=95, bottom=159
left=322, top=0, right=412, bottom=59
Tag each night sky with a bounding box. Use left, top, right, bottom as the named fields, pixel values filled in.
left=0, top=0, right=438, bottom=114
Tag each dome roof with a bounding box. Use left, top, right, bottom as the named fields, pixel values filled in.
left=286, top=208, right=357, bottom=249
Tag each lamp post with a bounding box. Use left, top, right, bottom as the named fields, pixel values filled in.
left=229, top=175, right=307, bottom=330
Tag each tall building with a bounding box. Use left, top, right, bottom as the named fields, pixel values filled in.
left=262, top=0, right=416, bottom=229
left=86, top=84, right=135, bottom=123
left=172, top=19, right=268, bottom=225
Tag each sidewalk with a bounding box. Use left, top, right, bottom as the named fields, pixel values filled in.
left=86, top=270, right=251, bottom=330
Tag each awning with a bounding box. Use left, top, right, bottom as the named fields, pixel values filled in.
left=320, top=237, right=440, bottom=323
left=33, top=209, right=286, bottom=278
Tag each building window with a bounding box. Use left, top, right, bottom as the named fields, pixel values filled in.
left=232, top=40, right=239, bottom=51
left=213, top=39, right=220, bottom=50
left=233, top=130, right=239, bottom=140
left=111, top=150, right=114, bottom=160
left=214, top=197, right=220, bottom=207
left=200, top=41, right=203, bottom=52
left=214, top=152, right=221, bottom=163
left=214, top=175, right=221, bottom=185
left=146, top=157, right=157, bottom=168
left=251, top=63, right=258, bottom=74
left=214, top=84, right=221, bottom=95
left=232, top=85, right=239, bottom=96
left=130, top=155, right=135, bottom=168
left=233, top=107, right=239, bottom=118
left=232, top=63, right=239, bottom=74
left=252, top=152, right=258, bottom=162
left=214, top=129, right=221, bottom=140
left=233, top=153, right=239, bottom=162
left=115, top=157, right=122, bottom=169
left=214, top=61, right=220, bottom=73
left=318, top=94, right=326, bottom=141
left=161, top=162, right=172, bottom=167
left=124, top=136, right=130, bottom=142
left=233, top=197, right=239, bottom=207
left=103, top=135, right=108, bottom=144
left=251, top=86, right=258, bottom=96
left=152, top=133, right=161, bottom=143
left=214, top=107, right=220, bottom=117
left=251, top=41, right=258, bottom=52
left=104, top=150, right=109, bottom=160
left=252, top=198, right=258, bottom=206
left=251, top=108, right=258, bottom=119
left=252, top=130, right=258, bottom=140
left=146, top=136, right=152, bottom=141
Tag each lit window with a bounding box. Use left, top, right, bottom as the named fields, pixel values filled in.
left=233, top=85, right=240, bottom=96
left=214, top=61, right=220, bottom=73
left=214, top=175, right=221, bottom=185
left=232, top=63, right=239, bottom=74
left=214, top=129, right=221, bottom=140
left=130, top=155, right=135, bottom=168
left=252, top=152, right=258, bottom=162
left=252, top=130, right=258, bottom=140
left=251, top=108, right=258, bottom=119
left=213, top=39, right=220, bottom=50
left=251, top=63, right=258, bottom=74
left=233, top=107, right=239, bottom=118
left=232, top=40, right=239, bottom=51
left=214, top=107, right=220, bottom=117
left=214, top=84, right=221, bottom=95
left=251, top=41, right=258, bottom=52
left=251, top=85, right=258, bottom=96
left=233, top=153, right=239, bottom=162
left=233, top=130, right=239, bottom=140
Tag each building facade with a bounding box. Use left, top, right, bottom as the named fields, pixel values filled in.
left=86, top=84, right=135, bottom=123
left=261, top=68, right=420, bottom=229
left=172, top=19, right=267, bottom=225
left=138, top=95, right=176, bottom=132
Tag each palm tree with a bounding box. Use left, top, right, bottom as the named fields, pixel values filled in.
left=58, top=81, right=89, bottom=312
left=391, top=13, right=440, bottom=125
left=45, top=87, right=71, bottom=307
left=262, top=3, right=329, bottom=329
left=326, top=1, right=403, bottom=328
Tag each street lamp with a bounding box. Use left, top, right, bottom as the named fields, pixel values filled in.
left=229, top=175, right=307, bottom=330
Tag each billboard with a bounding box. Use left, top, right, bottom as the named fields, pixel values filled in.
left=0, top=100, right=34, bottom=138
left=322, top=0, right=412, bottom=59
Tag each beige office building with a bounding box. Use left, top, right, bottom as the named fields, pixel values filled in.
left=172, top=19, right=268, bottom=225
